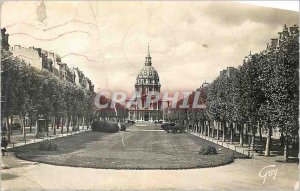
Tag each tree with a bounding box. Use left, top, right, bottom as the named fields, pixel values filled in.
left=272, top=33, right=299, bottom=161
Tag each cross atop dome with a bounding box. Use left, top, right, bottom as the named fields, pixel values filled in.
left=145, top=43, right=152, bottom=66
left=147, top=42, right=150, bottom=56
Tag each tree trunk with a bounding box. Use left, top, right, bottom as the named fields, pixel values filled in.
left=283, top=132, right=289, bottom=162
left=204, top=121, right=207, bottom=136
left=29, top=116, right=32, bottom=133
left=35, top=113, right=39, bottom=137
left=222, top=121, right=225, bottom=142
left=239, top=123, right=244, bottom=146
left=51, top=118, right=54, bottom=130
left=280, top=130, right=284, bottom=147
left=82, top=117, right=84, bottom=129
left=207, top=121, right=210, bottom=137
left=10, top=115, right=13, bottom=135
left=230, top=123, right=233, bottom=144
left=23, top=115, right=26, bottom=141
left=71, top=116, right=75, bottom=131
left=77, top=116, right=80, bottom=131
left=234, top=122, right=238, bottom=136
left=46, top=118, right=49, bottom=137
left=212, top=120, right=215, bottom=138
left=258, top=121, right=262, bottom=144
left=73, top=116, right=77, bottom=131
left=66, top=116, right=70, bottom=133
left=265, top=128, right=272, bottom=156
left=57, top=117, right=60, bottom=129
left=6, top=116, right=11, bottom=143
left=250, top=124, right=256, bottom=152
left=245, top=123, right=248, bottom=143
left=61, top=117, right=64, bottom=134
left=283, top=140, right=289, bottom=162
left=86, top=116, right=88, bottom=129
left=216, top=121, right=220, bottom=140
left=53, top=117, right=56, bottom=135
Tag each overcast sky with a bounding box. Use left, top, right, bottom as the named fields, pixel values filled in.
left=1, top=1, right=298, bottom=93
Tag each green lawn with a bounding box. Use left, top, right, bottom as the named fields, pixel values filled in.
left=10, top=124, right=248, bottom=169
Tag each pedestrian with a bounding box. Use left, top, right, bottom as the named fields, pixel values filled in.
left=1, top=137, right=8, bottom=156
left=1, top=137, right=8, bottom=149
left=2, top=121, right=7, bottom=131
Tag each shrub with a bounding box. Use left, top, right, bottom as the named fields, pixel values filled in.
left=107, top=122, right=119, bottom=133
left=91, top=121, right=106, bottom=131
left=91, top=121, right=119, bottom=133
left=120, top=123, right=126, bottom=131
left=39, top=140, right=57, bottom=151
left=199, top=145, right=217, bottom=155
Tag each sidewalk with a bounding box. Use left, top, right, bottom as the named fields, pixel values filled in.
left=1, top=127, right=298, bottom=190
left=189, top=131, right=253, bottom=157
left=3, top=125, right=91, bottom=149
left=1, top=151, right=298, bottom=191
left=188, top=130, right=298, bottom=161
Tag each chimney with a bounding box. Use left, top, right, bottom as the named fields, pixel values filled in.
left=226, top=67, right=234, bottom=78
left=270, top=38, right=278, bottom=48
left=289, top=25, right=299, bottom=35
left=220, top=69, right=227, bottom=77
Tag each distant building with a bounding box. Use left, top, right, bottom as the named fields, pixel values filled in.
left=1, top=28, right=9, bottom=50
left=9, top=45, right=60, bottom=75
left=199, top=81, right=209, bottom=89
left=9, top=44, right=94, bottom=92
left=58, top=62, right=75, bottom=83
left=226, top=67, right=235, bottom=78
left=218, top=67, right=236, bottom=78
left=72, top=67, right=94, bottom=92
left=267, top=24, right=299, bottom=51
left=128, top=45, right=163, bottom=121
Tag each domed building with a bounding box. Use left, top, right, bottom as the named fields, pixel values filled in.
left=135, top=46, right=161, bottom=94
left=129, top=45, right=163, bottom=121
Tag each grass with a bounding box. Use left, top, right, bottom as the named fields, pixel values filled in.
left=10, top=127, right=248, bottom=169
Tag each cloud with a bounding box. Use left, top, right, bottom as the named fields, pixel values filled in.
left=199, top=2, right=298, bottom=27
left=1, top=1, right=298, bottom=93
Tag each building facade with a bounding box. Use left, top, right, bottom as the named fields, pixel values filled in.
left=267, top=24, right=299, bottom=51
left=72, top=67, right=94, bottom=92
left=8, top=44, right=94, bottom=92
left=1, top=28, right=9, bottom=50
left=128, top=46, right=163, bottom=121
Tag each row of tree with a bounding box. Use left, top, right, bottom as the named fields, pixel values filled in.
left=1, top=49, right=95, bottom=142
left=94, top=95, right=129, bottom=122
left=166, top=26, right=299, bottom=161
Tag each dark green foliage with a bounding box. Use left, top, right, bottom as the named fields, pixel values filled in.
left=199, top=145, right=217, bottom=155
left=91, top=121, right=119, bottom=133
left=166, top=26, right=299, bottom=160
left=120, top=123, right=126, bottom=131
left=1, top=48, right=95, bottom=138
